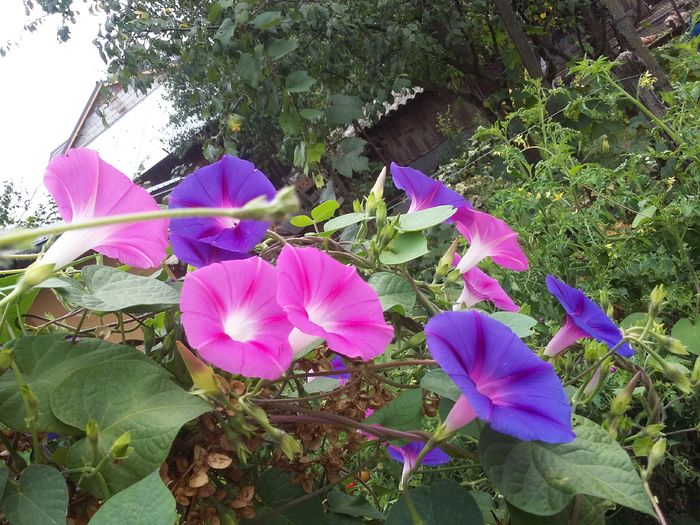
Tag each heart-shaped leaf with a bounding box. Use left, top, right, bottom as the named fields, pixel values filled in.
left=1, top=465, right=68, bottom=525
left=364, top=388, right=423, bottom=431
left=396, top=205, right=456, bottom=231
left=420, top=369, right=461, bottom=402
left=379, top=232, right=429, bottom=265
left=0, top=336, right=162, bottom=433
left=51, top=360, right=210, bottom=496
left=489, top=312, right=537, bottom=338
left=324, top=212, right=365, bottom=232
left=386, top=479, right=483, bottom=525
left=671, top=316, right=700, bottom=355
left=245, top=469, right=325, bottom=524
left=88, top=470, right=176, bottom=525
left=368, top=272, right=416, bottom=315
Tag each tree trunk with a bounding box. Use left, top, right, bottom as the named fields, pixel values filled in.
left=613, top=51, right=668, bottom=119
left=492, top=0, right=546, bottom=83
left=601, top=0, right=671, bottom=91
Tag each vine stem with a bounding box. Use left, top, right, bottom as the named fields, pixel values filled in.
left=643, top=480, right=668, bottom=525
left=0, top=187, right=298, bottom=249
left=265, top=359, right=436, bottom=384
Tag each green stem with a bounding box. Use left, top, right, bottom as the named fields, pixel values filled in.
left=10, top=362, right=42, bottom=464
left=0, top=187, right=298, bottom=249
left=402, top=488, right=426, bottom=525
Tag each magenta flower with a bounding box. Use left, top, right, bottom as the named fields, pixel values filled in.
left=453, top=206, right=528, bottom=274
left=40, top=148, right=168, bottom=270
left=544, top=275, right=634, bottom=358
left=276, top=246, right=393, bottom=360
left=387, top=441, right=450, bottom=483
left=452, top=255, right=519, bottom=312
left=426, top=310, right=574, bottom=443
left=390, top=163, right=470, bottom=217
left=168, top=156, right=276, bottom=267
left=180, top=258, right=293, bottom=379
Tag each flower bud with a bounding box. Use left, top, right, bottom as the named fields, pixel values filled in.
left=659, top=359, right=692, bottom=395
left=435, top=239, right=459, bottom=280
left=110, top=431, right=133, bottom=460
left=610, top=371, right=641, bottom=416
left=445, top=268, right=462, bottom=285
left=370, top=166, right=387, bottom=201
left=374, top=200, right=387, bottom=230
left=176, top=342, right=221, bottom=395
left=691, top=356, right=700, bottom=387
left=0, top=348, right=12, bottom=374
left=649, top=284, right=665, bottom=317
left=21, top=262, right=55, bottom=289
left=583, top=365, right=603, bottom=398
left=650, top=333, right=688, bottom=356
left=643, top=438, right=667, bottom=480
left=278, top=432, right=302, bottom=460
left=19, top=384, right=39, bottom=424
left=85, top=419, right=100, bottom=446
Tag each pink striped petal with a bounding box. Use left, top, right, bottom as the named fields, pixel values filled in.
left=452, top=255, right=519, bottom=312
left=41, top=149, right=167, bottom=269
left=181, top=258, right=293, bottom=379
left=453, top=206, right=528, bottom=273
left=276, top=246, right=393, bottom=360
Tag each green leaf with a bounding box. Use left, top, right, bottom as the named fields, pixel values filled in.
left=671, top=316, right=700, bottom=355
left=306, top=142, right=325, bottom=165
left=1, top=465, right=68, bottom=525
left=51, top=360, right=210, bottom=496
left=290, top=215, right=314, bottom=228
left=368, top=272, right=416, bottom=315
left=631, top=205, right=657, bottom=228
left=323, top=212, right=366, bottom=232
left=311, top=200, right=340, bottom=222
left=332, top=137, right=369, bottom=177
left=0, top=463, right=8, bottom=501
left=238, top=52, right=261, bottom=88
left=386, top=479, right=483, bottom=525
left=0, top=335, right=162, bottom=433
left=326, top=94, right=363, bottom=124
left=507, top=495, right=607, bottom=525
left=379, top=232, right=429, bottom=265
left=56, top=265, right=180, bottom=312
left=88, top=470, right=176, bottom=525
left=489, top=312, right=537, bottom=338
left=0, top=274, right=39, bottom=343
left=479, top=416, right=654, bottom=516
left=299, top=108, right=323, bottom=120
left=420, top=369, right=461, bottom=402
left=396, top=206, right=456, bottom=231
left=285, top=70, right=317, bottom=93
left=621, top=312, right=651, bottom=329
left=214, top=18, right=235, bottom=45
left=279, top=108, right=302, bottom=136
left=304, top=377, right=341, bottom=393
left=327, top=490, right=385, bottom=520
left=267, top=38, right=298, bottom=59
left=364, top=388, right=422, bottom=431
left=251, top=11, right=284, bottom=30
left=245, top=469, right=325, bottom=524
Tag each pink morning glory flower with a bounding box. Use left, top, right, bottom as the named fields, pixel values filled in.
left=452, top=254, right=519, bottom=312
left=390, top=163, right=470, bottom=218
left=453, top=206, right=528, bottom=274
left=168, top=155, right=276, bottom=267
left=40, top=148, right=168, bottom=270
left=386, top=441, right=450, bottom=484
left=180, top=258, right=293, bottom=379
left=544, top=275, right=634, bottom=358
left=426, top=310, right=574, bottom=443
left=276, top=245, right=393, bottom=360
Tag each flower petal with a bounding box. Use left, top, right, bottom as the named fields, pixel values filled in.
left=168, top=155, right=276, bottom=266
left=453, top=207, right=528, bottom=273
left=390, top=163, right=470, bottom=217
left=276, top=246, right=393, bottom=360
left=181, top=258, right=293, bottom=379
left=42, top=149, right=168, bottom=269
left=546, top=275, right=634, bottom=357
left=425, top=310, right=574, bottom=443
left=453, top=255, right=519, bottom=312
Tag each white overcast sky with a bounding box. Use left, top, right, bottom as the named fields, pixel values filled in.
left=0, top=2, right=106, bottom=196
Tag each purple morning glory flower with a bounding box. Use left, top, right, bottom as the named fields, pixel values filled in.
left=545, top=275, right=634, bottom=358
left=168, top=155, right=276, bottom=267
left=387, top=441, right=450, bottom=484
left=425, top=310, right=575, bottom=443
left=390, top=163, right=470, bottom=218
left=328, top=355, right=351, bottom=384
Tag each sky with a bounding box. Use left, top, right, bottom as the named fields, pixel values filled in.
left=0, top=3, right=106, bottom=196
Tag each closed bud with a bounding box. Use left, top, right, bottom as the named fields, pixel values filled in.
left=278, top=432, right=302, bottom=460
left=445, top=268, right=462, bottom=284
left=353, top=199, right=363, bottom=213
left=660, top=359, right=692, bottom=395
left=644, top=438, right=667, bottom=480
left=110, top=431, right=133, bottom=460
left=691, top=356, right=700, bottom=387
left=85, top=419, right=100, bottom=446
left=21, top=262, right=55, bottom=289
left=0, top=348, right=12, bottom=373
left=599, top=290, right=613, bottom=318
left=583, top=365, right=603, bottom=398
left=176, top=342, right=221, bottom=395
left=650, top=333, right=688, bottom=356
left=435, top=239, right=459, bottom=280
left=370, top=166, right=387, bottom=200
left=649, top=284, right=665, bottom=317
left=610, top=371, right=641, bottom=416
left=19, top=384, right=39, bottom=423
left=375, top=200, right=387, bottom=230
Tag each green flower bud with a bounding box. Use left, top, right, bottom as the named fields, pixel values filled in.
left=19, top=384, right=39, bottom=424
left=0, top=348, right=12, bottom=374
left=370, top=166, right=387, bottom=201
left=278, top=432, right=302, bottom=460
left=660, top=360, right=692, bottom=395
left=176, top=341, right=221, bottom=395
left=435, top=239, right=459, bottom=280
left=375, top=200, right=387, bottom=230
left=691, top=356, right=700, bottom=387
left=650, top=332, right=688, bottom=356
left=110, top=431, right=133, bottom=460
left=610, top=371, right=641, bottom=416
left=21, top=262, right=55, bottom=289
left=648, top=284, right=665, bottom=317
left=643, top=438, right=667, bottom=480
left=85, top=419, right=100, bottom=446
